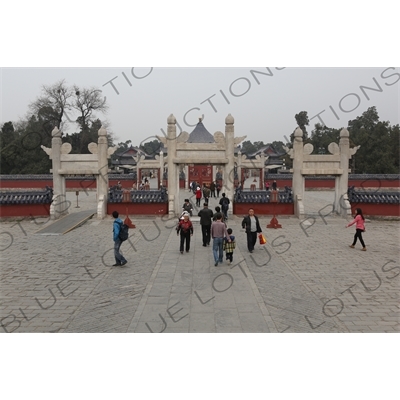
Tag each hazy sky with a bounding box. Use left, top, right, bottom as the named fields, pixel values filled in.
left=1, top=67, right=399, bottom=147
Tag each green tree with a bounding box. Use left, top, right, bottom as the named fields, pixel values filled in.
left=64, top=119, right=109, bottom=154
left=389, top=124, right=400, bottom=172
left=241, top=140, right=257, bottom=154
left=110, top=140, right=132, bottom=163
left=289, top=111, right=310, bottom=143
left=348, top=107, right=398, bottom=174
left=0, top=122, right=18, bottom=174
left=309, top=124, right=340, bottom=154
left=5, top=115, right=53, bottom=174
left=270, top=140, right=285, bottom=154
left=140, top=139, right=161, bottom=156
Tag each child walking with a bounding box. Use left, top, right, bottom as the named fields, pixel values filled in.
left=224, top=228, right=236, bottom=264
left=346, top=208, right=367, bottom=251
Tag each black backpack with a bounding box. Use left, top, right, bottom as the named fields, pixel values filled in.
left=118, top=222, right=129, bottom=241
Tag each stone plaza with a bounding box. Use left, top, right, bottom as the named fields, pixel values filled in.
left=0, top=189, right=399, bottom=333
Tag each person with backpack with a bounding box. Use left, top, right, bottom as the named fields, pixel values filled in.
left=112, top=211, right=128, bottom=266
left=224, top=228, right=236, bottom=265
left=176, top=212, right=194, bottom=254
left=346, top=207, right=367, bottom=251
left=219, top=193, right=230, bottom=221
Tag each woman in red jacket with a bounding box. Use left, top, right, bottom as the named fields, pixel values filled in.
left=195, top=186, right=202, bottom=207
left=346, top=208, right=366, bottom=251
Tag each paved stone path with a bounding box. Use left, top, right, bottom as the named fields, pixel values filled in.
left=0, top=190, right=398, bottom=333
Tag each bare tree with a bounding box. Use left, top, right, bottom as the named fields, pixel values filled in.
left=70, top=86, right=109, bottom=153
left=29, top=80, right=110, bottom=153
left=29, top=79, right=74, bottom=129
left=72, top=86, right=108, bottom=132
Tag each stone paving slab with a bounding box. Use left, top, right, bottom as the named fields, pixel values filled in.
left=0, top=190, right=399, bottom=333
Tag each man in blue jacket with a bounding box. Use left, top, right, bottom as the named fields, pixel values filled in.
left=112, top=211, right=127, bottom=266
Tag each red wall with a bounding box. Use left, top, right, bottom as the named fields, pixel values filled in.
left=0, top=180, right=52, bottom=189
left=0, top=204, right=50, bottom=218
left=305, top=180, right=335, bottom=188
left=233, top=203, right=294, bottom=216
left=350, top=203, right=400, bottom=217
left=107, top=203, right=168, bottom=216
left=348, top=179, right=399, bottom=188
left=1, top=177, right=398, bottom=190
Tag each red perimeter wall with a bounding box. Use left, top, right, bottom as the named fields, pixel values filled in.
left=350, top=203, right=400, bottom=217
left=233, top=203, right=294, bottom=216
left=1, top=177, right=398, bottom=190
left=0, top=204, right=50, bottom=218
left=107, top=203, right=168, bottom=216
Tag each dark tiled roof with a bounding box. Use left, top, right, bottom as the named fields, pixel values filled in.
left=108, top=187, right=167, bottom=203
left=248, top=144, right=285, bottom=158
left=0, top=187, right=53, bottom=205
left=347, top=187, right=400, bottom=204
left=234, top=187, right=293, bottom=203
left=116, top=146, right=141, bottom=158
left=187, top=121, right=215, bottom=143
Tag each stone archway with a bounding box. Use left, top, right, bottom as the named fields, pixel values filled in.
left=157, top=114, right=247, bottom=215
left=285, top=127, right=360, bottom=218
left=41, top=126, right=117, bottom=219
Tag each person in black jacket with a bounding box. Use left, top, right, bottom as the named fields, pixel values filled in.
left=219, top=193, right=230, bottom=221
left=241, top=208, right=262, bottom=253
left=198, top=203, right=214, bottom=246
left=182, top=198, right=193, bottom=216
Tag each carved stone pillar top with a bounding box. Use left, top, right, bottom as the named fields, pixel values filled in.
left=52, top=127, right=62, bottom=138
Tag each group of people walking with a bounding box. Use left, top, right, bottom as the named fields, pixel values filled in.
left=191, top=181, right=222, bottom=205
left=178, top=201, right=236, bottom=266
left=174, top=200, right=368, bottom=269
left=111, top=201, right=368, bottom=267
left=177, top=195, right=265, bottom=266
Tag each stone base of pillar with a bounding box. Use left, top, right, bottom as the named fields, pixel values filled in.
left=338, top=193, right=352, bottom=218
left=97, top=194, right=107, bottom=219
left=50, top=194, right=69, bottom=220
left=295, top=195, right=305, bottom=218
left=168, top=194, right=175, bottom=216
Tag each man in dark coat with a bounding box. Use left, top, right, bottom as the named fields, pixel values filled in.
left=198, top=203, right=214, bottom=246
left=241, top=208, right=262, bottom=253
left=219, top=193, right=230, bottom=221
left=203, top=184, right=211, bottom=203
left=210, top=181, right=216, bottom=197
